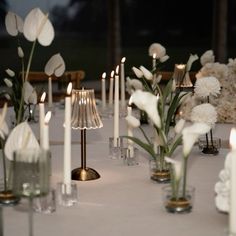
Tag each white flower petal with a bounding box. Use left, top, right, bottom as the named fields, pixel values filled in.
left=132, top=66, right=143, bottom=78
left=4, top=121, right=40, bottom=161
left=17, top=46, right=24, bottom=58
left=44, top=53, right=66, bottom=76
left=182, top=122, right=211, bottom=156
left=200, top=50, right=215, bottom=66
left=186, top=54, right=199, bottom=72
left=160, top=55, right=169, bottom=63
left=165, top=157, right=182, bottom=181
left=23, top=81, right=37, bottom=104
left=129, top=90, right=161, bottom=128
left=23, top=8, right=54, bottom=46
left=139, top=65, right=153, bottom=80
left=5, top=11, right=23, bottom=36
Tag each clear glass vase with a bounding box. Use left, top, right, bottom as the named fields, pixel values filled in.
left=149, top=158, right=171, bottom=183
left=162, top=185, right=195, bottom=214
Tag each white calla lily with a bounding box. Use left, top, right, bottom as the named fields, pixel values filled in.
left=132, top=66, right=143, bottom=78
left=44, top=53, right=66, bottom=77
left=4, top=122, right=40, bottom=161
left=23, top=8, right=54, bottom=46
left=129, top=90, right=161, bottom=128
left=174, top=119, right=185, bottom=134
left=186, top=54, right=199, bottom=72
left=5, top=11, right=23, bottom=36
left=23, top=81, right=37, bottom=104
left=165, top=157, right=182, bottom=181
left=125, top=115, right=140, bottom=128
left=139, top=66, right=153, bottom=80
left=182, top=122, right=211, bottom=156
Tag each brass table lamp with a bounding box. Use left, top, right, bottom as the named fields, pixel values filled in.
left=71, top=88, right=103, bottom=181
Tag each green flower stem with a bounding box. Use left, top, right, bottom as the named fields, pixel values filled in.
left=17, top=40, right=37, bottom=124
left=0, top=140, right=7, bottom=191
left=182, top=156, right=188, bottom=198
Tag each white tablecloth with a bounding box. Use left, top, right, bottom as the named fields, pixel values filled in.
left=2, top=107, right=233, bottom=236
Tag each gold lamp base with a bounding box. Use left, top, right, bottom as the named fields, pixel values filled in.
left=71, top=167, right=100, bottom=181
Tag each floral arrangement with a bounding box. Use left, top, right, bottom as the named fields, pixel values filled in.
left=180, top=49, right=236, bottom=123
left=1, top=8, right=64, bottom=125
left=124, top=50, right=199, bottom=182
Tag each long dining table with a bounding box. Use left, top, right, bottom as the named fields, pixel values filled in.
left=2, top=104, right=233, bottom=236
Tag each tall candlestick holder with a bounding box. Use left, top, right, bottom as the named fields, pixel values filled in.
left=71, top=89, right=103, bottom=181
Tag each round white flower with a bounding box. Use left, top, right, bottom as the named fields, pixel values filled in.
left=148, top=43, right=166, bottom=59
left=126, top=77, right=143, bottom=94
left=194, top=76, right=221, bottom=98
left=200, top=50, right=215, bottom=66
left=190, top=103, right=217, bottom=128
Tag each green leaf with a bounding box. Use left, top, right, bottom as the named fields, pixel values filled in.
left=122, top=135, right=156, bottom=159
left=162, top=78, right=173, bottom=103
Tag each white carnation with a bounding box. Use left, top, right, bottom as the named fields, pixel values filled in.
left=190, top=103, right=217, bottom=128
left=194, top=76, right=221, bottom=98
left=148, top=43, right=166, bottom=59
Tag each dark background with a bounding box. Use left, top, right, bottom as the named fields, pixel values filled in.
left=0, top=0, right=235, bottom=81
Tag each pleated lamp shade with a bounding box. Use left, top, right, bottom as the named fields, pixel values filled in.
left=71, top=89, right=103, bottom=130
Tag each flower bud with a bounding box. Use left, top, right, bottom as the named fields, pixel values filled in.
left=17, top=46, right=24, bottom=58
left=5, top=69, right=15, bottom=77
left=4, top=78, right=13, bottom=87
left=4, top=94, right=11, bottom=100
left=132, top=66, right=143, bottom=78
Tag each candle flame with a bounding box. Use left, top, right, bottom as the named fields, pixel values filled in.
left=40, top=92, right=46, bottom=102
left=110, top=70, right=115, bottom=78
left=102, top=72, right=106, bottom=79
left=179, top=110, right=183, bottom=116
left=230, top=128, right=236, bottom=150
left=67, top=82, right=72, bottom=95
left=115, top=65, right=119, bottom=74
left=156, top=94, right=160, bottom=100
left=176, top=64, right=186, bottom=70
left=153, top=53, right=156, bottom=59
left=121, top=57, right=126, bottom=63
left=44, top=111, right=51, bottom=124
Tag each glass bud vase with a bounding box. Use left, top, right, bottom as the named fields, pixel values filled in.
left=149, top=158, right=171, bottom=183
left=162, top=185, right=195, bottom=214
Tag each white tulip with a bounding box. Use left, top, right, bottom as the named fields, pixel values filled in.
left=44, top=53, right=66, bottom=77
left=139, top=66, right=153, bottom=80
left=132, top=66, right=143, bottom=78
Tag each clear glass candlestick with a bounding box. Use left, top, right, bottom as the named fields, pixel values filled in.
left=109, top=137, right=123, bottom=159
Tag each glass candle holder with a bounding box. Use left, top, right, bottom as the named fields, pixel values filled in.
left=57, top=182, right=78, bottom=207
left=198, top=137, right=221, bottom=155
left=109, top=137, right=123, bottom=159
left=122, top=147, right=139, bottom=166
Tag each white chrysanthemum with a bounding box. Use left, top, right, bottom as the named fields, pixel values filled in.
left=126, top=77, right=143, bottom=94
left=200, top=50, right=215, bottom=66
left=148, top=43, right=166, bottom=59
left=191, top=103, right=217, bottom=128
left=194, top=76, right=221, bottom=98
